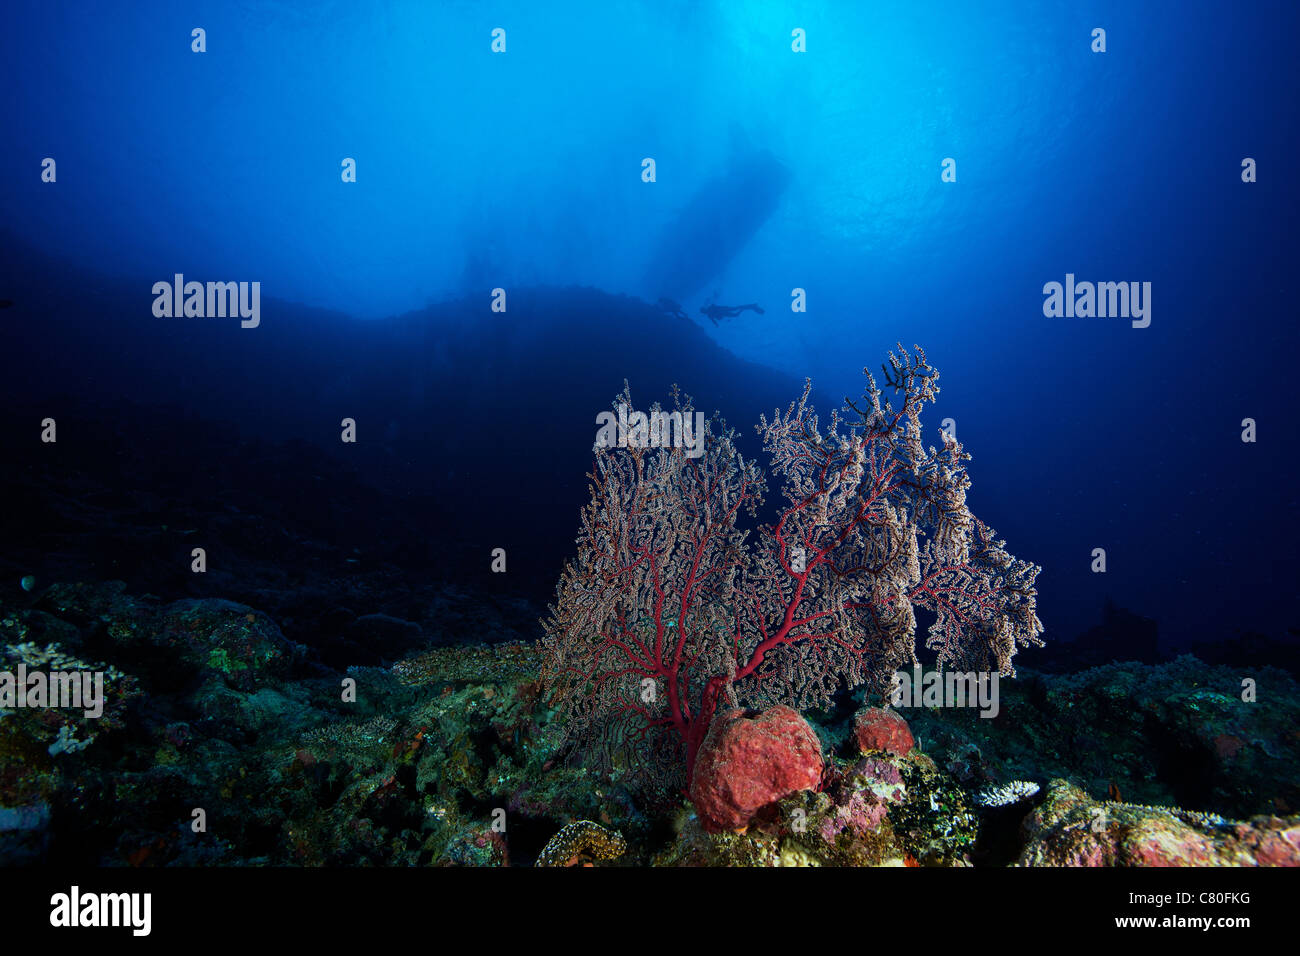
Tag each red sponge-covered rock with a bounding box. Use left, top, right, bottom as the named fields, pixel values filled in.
left=853, top=706, right=914, bottom=756
left=689, top=705, right=824, bottom=832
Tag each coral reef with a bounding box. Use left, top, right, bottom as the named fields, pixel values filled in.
left=1, top=577, right=1295, bottom=868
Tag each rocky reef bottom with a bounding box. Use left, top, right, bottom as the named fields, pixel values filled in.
left=2, top=580, right=1298, bottom=867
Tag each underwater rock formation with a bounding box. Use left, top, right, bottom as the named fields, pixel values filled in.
left=901, top=655, right=1300, bottom=820
left=1019, top=779, right=1300, bottom=866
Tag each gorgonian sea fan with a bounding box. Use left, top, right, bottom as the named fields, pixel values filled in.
left=541, top=345, right=1043, bottom=796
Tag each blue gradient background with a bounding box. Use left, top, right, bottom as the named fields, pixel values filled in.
left=2, top=0, right=1297, bottom=648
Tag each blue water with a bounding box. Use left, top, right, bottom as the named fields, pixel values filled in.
left=2, top=0, right=1297, bottom=650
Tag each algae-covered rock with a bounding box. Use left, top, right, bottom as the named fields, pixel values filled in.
left=1019, top=778, right=1300, bottom=866
left=152, top=599, right=295, bottom=690
left=901, top=656, right=1300, bottom=820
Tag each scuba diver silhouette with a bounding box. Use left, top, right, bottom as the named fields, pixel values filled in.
left=700, top=301, right=764, bottom=326
left=656, top=297, right=688, bottom=321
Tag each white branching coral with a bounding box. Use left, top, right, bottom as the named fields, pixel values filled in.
left=1, top=639, right=137, bottom=755
left=48, top=724, right=93, bottom=756
left=974, top=780, right=1041, bottom=807
left=4, top=641, right=126, bottom=681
